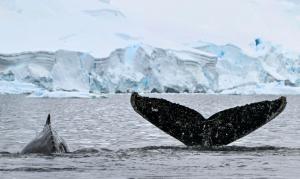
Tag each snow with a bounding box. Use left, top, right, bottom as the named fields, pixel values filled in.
left=0, top=0, right=132, bottom=57
left=114, top=0, right=300, bottom=53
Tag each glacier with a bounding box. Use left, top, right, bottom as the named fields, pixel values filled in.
left=0, top=40, right=300, bottom=96
left=193, top=39, right=300, bottom=94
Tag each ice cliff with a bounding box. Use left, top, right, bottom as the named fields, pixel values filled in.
left=0, top=40, right=300, bottom=96
left=194, top=39, right=300, bottom=94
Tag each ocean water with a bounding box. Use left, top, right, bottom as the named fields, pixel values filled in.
left=0, top=94, right=300, bottom=178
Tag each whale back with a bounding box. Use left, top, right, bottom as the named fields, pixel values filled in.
left=21, top=114, right=69, bottom=154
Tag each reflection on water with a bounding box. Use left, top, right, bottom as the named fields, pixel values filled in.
left=1, top=94, right=300, bottom=178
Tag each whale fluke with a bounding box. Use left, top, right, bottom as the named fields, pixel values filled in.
left=130, top=92, right=287, bottom=146
left=21, top=114, right=69, bottom=154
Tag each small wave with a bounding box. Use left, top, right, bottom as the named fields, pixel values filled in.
left=126, top=145, right=298, bottom=153
left=0, top=151, right=22, bottom=158
left=72, top=147, right=112, bottom=154
left=0, top=151, right=11, bottom=154
left=129, top=145, right=187, bottom=151
left=0, top=148, right=111, bottom=158
left=2, top=146, right=300, bottom=159
left=189, top=145, right=286, bottom=152
left=0, top=167, right=77, bottom=172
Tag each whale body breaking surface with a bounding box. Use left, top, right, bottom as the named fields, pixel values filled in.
left=21, top=114, right=69, bottom=154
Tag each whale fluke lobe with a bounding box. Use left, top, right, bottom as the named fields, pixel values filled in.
left=21, top=114, right=69, bottom=154
left=131, top=93, right=287, bottom=146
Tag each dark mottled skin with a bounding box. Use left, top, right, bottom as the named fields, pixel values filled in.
left=131, top=93, right=287, bottom=146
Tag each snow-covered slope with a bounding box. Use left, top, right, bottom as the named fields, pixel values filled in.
left=0, top=40, right=300, bottom=95
left=0, top=0, right=133, bottom=57
left=1, top=0, right=300, bottom=56
left=115, top=0, right=300, bottom=53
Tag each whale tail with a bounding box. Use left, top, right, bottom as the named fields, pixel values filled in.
left=131, top=92, right=287, bottom=146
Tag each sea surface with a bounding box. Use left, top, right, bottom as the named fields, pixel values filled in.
left=0, top=94, right=300, bottom=178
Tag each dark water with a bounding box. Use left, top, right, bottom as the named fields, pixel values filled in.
left=1, top=94, right=300, bottom=178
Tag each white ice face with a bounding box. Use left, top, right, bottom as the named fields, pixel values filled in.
left=195, top=39, right=300, bottom=94
left=0, top=39, right=300, bottom=96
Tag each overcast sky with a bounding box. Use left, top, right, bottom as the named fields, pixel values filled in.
left=113, top=0, right=300, bottom=51
left=0, top=0, right=299, bottom=55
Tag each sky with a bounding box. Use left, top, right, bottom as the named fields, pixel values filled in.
left=113, top=0, right=300, bottom=52
left=0, top=0, right=299, bottom=56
